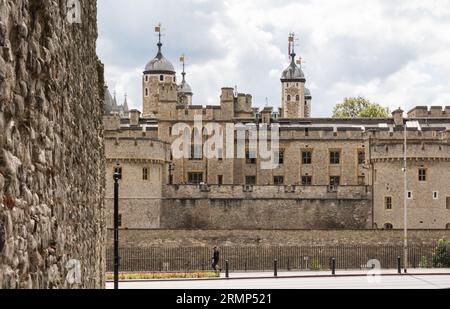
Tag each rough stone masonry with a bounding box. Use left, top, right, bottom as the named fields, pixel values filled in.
left=0, top=0, right=105, bottom=288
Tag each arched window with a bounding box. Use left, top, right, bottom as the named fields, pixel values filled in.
left=296, top=95, right=300, bottom=101
left=287, top=95, right=291, bottom=102
left=145, top=88, right=148, bottom=96
left=145, top=75, right=148, bottom=82
left=160, top=75, right=164, bottom=81
left=384, top=223, right=393, bottom=230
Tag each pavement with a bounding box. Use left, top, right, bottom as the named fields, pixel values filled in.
left=106, top=269, right=450, bottom=289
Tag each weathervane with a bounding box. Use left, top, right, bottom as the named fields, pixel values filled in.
left=155, top=22, right=165, bottom=52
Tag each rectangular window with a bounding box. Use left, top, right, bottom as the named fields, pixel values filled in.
left=447, top=197, right=450, bottom=210
left=305, top=128, right=310, bottom=137
left=245, top=176, right=256, bottom=185
left=330, top=151, right=341, bottom=165
left=246, top=151, right=257, bottom=164
left=358, top=151, right=365, bottom=165
left=114, top=167, right=122, bottom=176
left=187, top=173, right=203, bottom=185
left=143, top=168, right=148, bottom=181
left=302, top=176, right=312, bottom=186
left=433, top=192, right=439, bottom=200
left=277, top=150, right=285, bottom=165
left=218, top=148, right=223, bottom=161
left=407, top=191, right=413, bottom=200
left=218, top=175, right=223, bottom=185
left=330, top=176, right=341, bottom=187
left=385, top=197, right=392, bottom=210
left=302, top=151, right=312, bottom=165
left=274, top=176, right=284, bottom=185
left=358, top=176, right=366, bottom=185
left=419, top=168, right=427, bottom=182
left=190, top=144, right=203, bottom=160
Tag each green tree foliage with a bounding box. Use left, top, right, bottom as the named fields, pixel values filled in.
left=332, top=97, right=390, bottom=118
left=433, top=238, right=450, bottom=268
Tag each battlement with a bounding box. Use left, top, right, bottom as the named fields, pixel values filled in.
left=408, top=106, right=450, bottom=118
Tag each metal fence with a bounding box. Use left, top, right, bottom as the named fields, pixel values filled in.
left=106, top=245, right=438, bottom=273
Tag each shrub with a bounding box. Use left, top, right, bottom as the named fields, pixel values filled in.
left=433, top=238, right=450, bottom=268
left=419, top=256, right=429, bottom=268
left=310, top=259, right=322, bottom=271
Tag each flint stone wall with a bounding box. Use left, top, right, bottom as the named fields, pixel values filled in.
left=0, top=0, right=105, bottom=289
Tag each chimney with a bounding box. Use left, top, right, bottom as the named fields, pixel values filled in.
left=130, top=109, right=141, bottom=126
left=392, top=108, right=404, bottom=126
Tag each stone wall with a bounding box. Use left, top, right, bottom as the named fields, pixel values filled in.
left=159, top=185, right=372, bottom=230
left=108, top=229, right=450, bottom=248
left=0, top=0, right=105, bottom=289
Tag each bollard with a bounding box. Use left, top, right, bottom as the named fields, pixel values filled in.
left=332, top=258, right=336, bottom=276
left=397, top=256, right=401, bottom=274
left=225, top=260, right=229, bottom=278
left=274, top=259, right=278, bottom=277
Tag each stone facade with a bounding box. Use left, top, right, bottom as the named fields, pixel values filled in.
left=0, top=0, right=105, bottom=289
left=104, top=32, right=450, bottom=232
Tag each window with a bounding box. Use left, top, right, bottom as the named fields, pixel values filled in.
left=274, top=176, right=284, bottom=185
left=305, top=128, right=309, bottom=137
left=143, top=168, right=148, bottom=181
left=385, top=197, right=392, bottom=210
left=185, top=109, right=189, bottom=115
left=168, top=126, right=172, bottom=136
left=145, top=88, right=149, bottom=96
left=330, top=176, right=340, bottom=187
left=384, top=223, right=394, bottom=230
left=358, top=176, right=366, bottom=185
left=218, top=175, right=223, bottom=185
left=190, top=144, right=203, bottom=160
left=246, top=151, right=257, bottom=164
left=296, top=95, right=300, bottom=101
left=446, top=197, right=450, bottom=210
left=358, top=151, right=365, bottom=165
left=278, top=150, right=285, bottom=165
left=245, top=176, right=256, bottom=185
left=287, top=95, right=291, bottom=101
left=407, top=191, right=413, bottom=200
left=302, top=176, right=312, bottom=186
left=419, top=168, right=427, bottom=182
left=159, top=75, right=164, bottom=81
left=173, top=76, right=176, bottom=83
left=302, top=151, right=312, bottom=165
left=446, top=223, right=450, bottom=230
left=330, top=151, right=341, bottom=165
left=145, top=75, right=148, bottom=82
left=433, top=192, right=439, bottom=200
left=218, top=148, right=223, bottom=161
left=188, top=172, right=203, bottom=185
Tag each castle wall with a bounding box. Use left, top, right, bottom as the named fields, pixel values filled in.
left=0, top=0, right=105, bottom=288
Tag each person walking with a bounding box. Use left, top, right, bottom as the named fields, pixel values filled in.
left=211, top=247, right=220, bottom=271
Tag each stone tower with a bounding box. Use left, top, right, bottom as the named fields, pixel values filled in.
left=142, top=34, right=177, bottom=117
left=280, top=38, right=311, bottom=118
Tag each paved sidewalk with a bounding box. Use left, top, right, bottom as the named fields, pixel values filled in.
left=219, top=268, right=450, bottom=279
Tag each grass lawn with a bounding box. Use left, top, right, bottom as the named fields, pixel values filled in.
left=106, top=272, right=220, bottom=281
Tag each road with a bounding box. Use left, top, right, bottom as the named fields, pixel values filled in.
left=106, top=274, right=450, bottom=289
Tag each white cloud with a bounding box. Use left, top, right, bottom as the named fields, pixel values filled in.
left=98, top=0, right=450, bottom=116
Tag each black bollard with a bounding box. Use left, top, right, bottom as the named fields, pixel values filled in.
left=274, top=259, right=278, bottom=277
left=332, top=258, right=336, bottom=276
left=397, top=256, right=401, bottom=274
left=225, top=260, right=229, bottom=278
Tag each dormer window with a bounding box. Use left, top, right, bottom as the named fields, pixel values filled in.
left=160, top=75, right=164, bottom=81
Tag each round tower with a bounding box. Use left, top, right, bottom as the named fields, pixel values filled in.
left=142, top=27, right=177, bottom=118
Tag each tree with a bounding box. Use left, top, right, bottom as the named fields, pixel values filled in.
left=433, top=238, right=450, bottom=268
left=332, top=97, right=390, bottom=118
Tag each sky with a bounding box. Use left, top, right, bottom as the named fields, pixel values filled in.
left=97, top=0, right=450, bottom=117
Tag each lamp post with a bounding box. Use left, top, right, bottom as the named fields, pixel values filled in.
left=113, top=165, right=122, bottom=289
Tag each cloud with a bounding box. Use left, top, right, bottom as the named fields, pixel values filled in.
left=97, top=0, right=450, bottom=117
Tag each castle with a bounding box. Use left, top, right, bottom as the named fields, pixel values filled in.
left=103, top=32, right=450, bottom=231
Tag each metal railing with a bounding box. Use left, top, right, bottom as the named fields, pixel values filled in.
left=106, top=245, right=438, bottom=273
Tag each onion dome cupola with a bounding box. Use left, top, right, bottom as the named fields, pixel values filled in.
left=144, top=27, right=175, bottom=75
left=177, top=55, right=193, bottom=95
left=281, top=51, right=306, bottom=82
left=305, top=88, right=312, bottom=100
